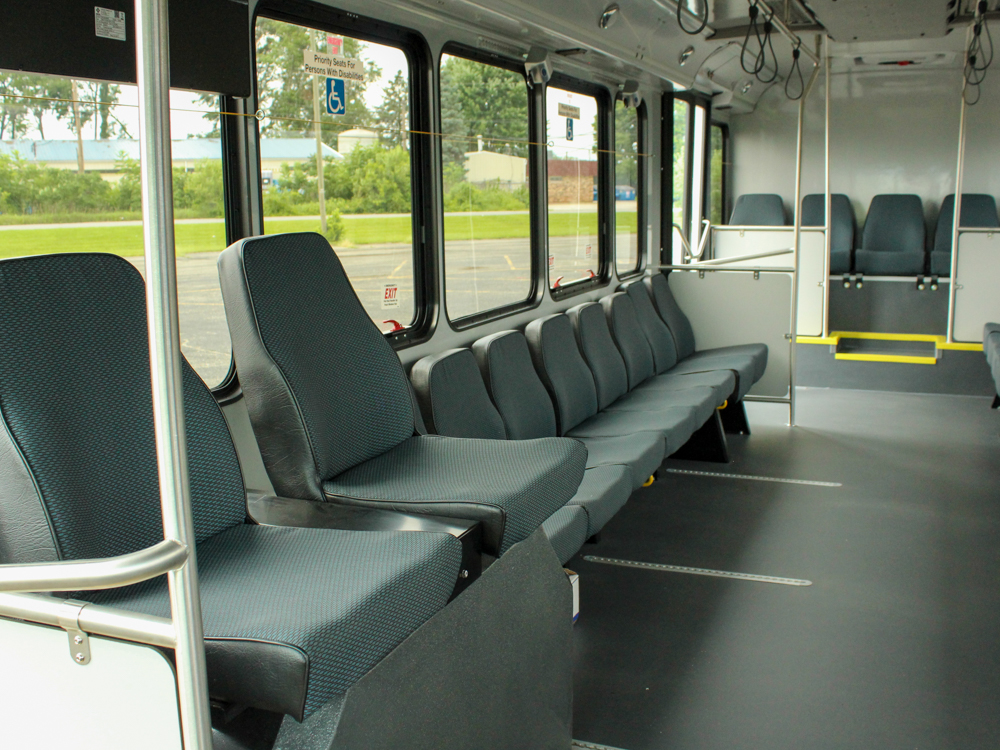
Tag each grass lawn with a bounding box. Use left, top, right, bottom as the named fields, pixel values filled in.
left=0, top=210, right=639, bottom=260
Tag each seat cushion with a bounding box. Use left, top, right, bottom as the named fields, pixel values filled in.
left=634, top=369, right=735, bottom=404
left=930, top=250, right=952, bottom=277
left=604, top=385, right=720, bottom=426
left=541, top=505, right=589, bottom=565
left=577, top=433, right=664, bottom=490
left=854, top=249, right=926, bottom=276
left=568, top=464, right=632, bottom=536
left=685, top=342, right=768, bottom=383
left=830, top=249, right=853, bottom=275
left=88, top=524, right=462, bottom=721
left=666, top=354, right=757, bottom=400
left=323, top=434, right=587, bottom=556
left=730, top=194, right=786, bottom=226
left=566, top=405, right=699, bottom=455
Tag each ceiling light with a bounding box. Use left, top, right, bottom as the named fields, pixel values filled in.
left=599, top=4, right=620, bottom=29
left=679, top=45, right=695, bottom=65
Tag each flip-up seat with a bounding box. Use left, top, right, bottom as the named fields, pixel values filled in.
left=525, top=314, right=700, bottom=455
left=0, top=253, right=462, bottom=723
left=854, top=194, right=927, bottom=276
left=566, top=300, right=727, bottom=425
left=218, top=232, right=585, bottom=557
left=643, top=273, right=768, bottom=392
left=930, top=194, right=999, bottom=276
left=473, top=330, right=663, bottom=491
left=802, top=194, right=856, bottom=274
left=729, top=193, right=787, bottom=226
left=410, top=348, right=631, bottom=546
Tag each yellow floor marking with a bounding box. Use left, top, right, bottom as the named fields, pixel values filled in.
left=504, top=255, right=517, bottom=271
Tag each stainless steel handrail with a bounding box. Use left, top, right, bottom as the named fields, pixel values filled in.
left=660, top=264, right=795, bottom=273
left=0, top=593, right=176, bottom=649
left=692, top=248, right=793, bottom=266
left=0, top=540, right=187, bottom=594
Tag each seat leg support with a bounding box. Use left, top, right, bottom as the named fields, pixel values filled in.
left=670, top=411, right=730, bottom=464
left=719, top=399, right=751, bottom=435
left=992, top=393, right=999, bottom=410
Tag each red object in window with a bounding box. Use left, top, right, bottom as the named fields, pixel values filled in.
left=584, top=269, right=596, bottom=278
left=383, top=320, right=405, bottom=332
left=552, top=276, right=564, bottom=288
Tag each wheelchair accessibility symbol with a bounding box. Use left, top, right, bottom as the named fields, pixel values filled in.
left=326, top=78, right=346, bottom=116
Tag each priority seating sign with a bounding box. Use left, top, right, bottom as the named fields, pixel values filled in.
left=326, top=78, right=346, bottom=116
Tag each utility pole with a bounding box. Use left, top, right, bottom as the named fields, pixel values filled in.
left=71, top=80, right=85, bottom=173
left=310, top=33, right=328, bottom=234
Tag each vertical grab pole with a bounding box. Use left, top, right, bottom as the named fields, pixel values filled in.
left=822, top=36, right=832, bottom=339
left=947, top=20, right=975, bottom=343
left=134, top=0, right=213, bottom=747
left=790, top=55, right=822, bottom=427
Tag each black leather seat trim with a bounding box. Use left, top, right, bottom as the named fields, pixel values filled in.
left=0, top=413, right=59, bottom=565
left=205, top=637, right=310, bottom=721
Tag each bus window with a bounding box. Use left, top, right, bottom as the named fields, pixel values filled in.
left=255, top=18, right=416, bottom=334
left=440, top=52, right=532, bottom=321
left=546, top=86, right=600, bottom=289
left=614, top=101, right=641, bottom=276
left=672, top=98, right=690, bottom=263
left=0, top=71, right=231, bottom=386
left=709, top=123, right=727, bottom=226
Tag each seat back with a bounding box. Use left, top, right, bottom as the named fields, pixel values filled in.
left=729, top=194, right=787, bottom=226
left=524, top=315, right=600, bottom=435
left=410, top=349, right=507, bottom=439
left=644, top=273, right=697, bottom=359
left=0, top=254, right=246, bottom=565
left=621, top=281, right=681, bottom=375
left=218, top=233, right=416, bottom=500
left=472, top=331, right=559, bottom=440
left=566, top=303, right=630, bottom=410
left=801, top=194, right=856, bottom=254
left=601, top=293, right=656, bottom=390
left=862, top=194, right=925, bottom=254
left=933, top=194, right=999, bottom=254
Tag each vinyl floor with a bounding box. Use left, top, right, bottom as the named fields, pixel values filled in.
left=570, top=387, right=1000, bottom=750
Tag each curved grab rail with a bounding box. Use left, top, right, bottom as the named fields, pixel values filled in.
left=0, top=539, right=187, bottom=594
left=691, top=248, right=793, bottom=266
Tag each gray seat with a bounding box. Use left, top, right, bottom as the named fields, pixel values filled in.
left=644, top=273, right=768, bottom=395
left=566, top=300, right=728, bottom=427
left=541, top=505, right=590, bottom=565
left=218, top=232, right=585, bottom=557
left=854, top=194, right=927, bottom=276
left=802, top=193, right=856, bottom=274
left=930, top=194, right=999, bottom=276
left=986, top=323, right=1000, bottom=402
left=729, top=193, right=787, bottom=226
left=410, top=347, right=632, bottom=543
left=525, top=314, right=700, bottom=455
left=0, top=253, right=462, bottom=722
left=472, top=330, right=663, bottom=489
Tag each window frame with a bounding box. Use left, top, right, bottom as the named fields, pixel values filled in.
left=709, top=120, right=731, bottom=228
left=546, top=72, right=614, bottom=301
left=437, top=42, right=543, bottom=330
left=614, top=98, right=647, bottom=280
left=253, top=1, right=437, bottom=349
left=661, top=90, right=711, bottom=266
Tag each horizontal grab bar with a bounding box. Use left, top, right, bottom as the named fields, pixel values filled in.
left=0, top=592, right=175, bottom=649
left=0, top=539, right=188, bottom=594
left=694, top=248, right=794, bottom=266
left=660, top=264, right=795, bottom=274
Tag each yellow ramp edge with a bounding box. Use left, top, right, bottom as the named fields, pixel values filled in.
left=797, top=331, right=984, bottom=354
left=937, top=341, right=984, bottom=351
left=834, top=352, right=938, bottom=365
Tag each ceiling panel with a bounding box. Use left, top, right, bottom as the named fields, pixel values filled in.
left=805, top=0, right=949, bottom=42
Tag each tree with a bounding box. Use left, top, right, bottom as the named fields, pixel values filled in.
left=614, top=103, right=639, bottom=188
left=375, top=71, right=408, bottom=148
left=439, top=56, right=530, bottom=163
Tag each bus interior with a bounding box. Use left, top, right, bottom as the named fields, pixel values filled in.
left=1, top=0, right=999, bottom=748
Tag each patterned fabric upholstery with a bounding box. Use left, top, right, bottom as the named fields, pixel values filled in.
left=472, top=331, right=559, bottom=441
left=568, top=465, right=632, bottom=536
left=620, top=283, right=680, bottom=375
left=855, top=194, right=926, bottom=276
left=524, top=315, right=600, bottom=435
left=801, top=194, right=856, bottom=274
left=90, top=525, right=461, bottom=719
left=566, top=303, right=630, bottom=410
left=239, top=233, right=416, bottom=479
left=646, top=273, right=697, bottom=360
left=0, top=253, right=462, bottom=721
left=930, top=194, right=999, bottom=276
left=730, top=194, right=787, bottom=226
left=541, top=506, right=589, bottom=565
left=580, top=435, right=663, bottom=491
left=601, top=293, right=657, bottom=389
left=324, top=434, right=586, bottom=555
left=410, top=349, right=507, bottom=439
left=0, top=254, right=245, bottom=560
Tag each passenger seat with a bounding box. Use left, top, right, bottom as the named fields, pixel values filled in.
left=729, top=193, right=787, bottom=226
left=410, top=348, right=631, bottom=560
left=218, top=232, right=586, bottom=557
left=854, top=194, right=926, bottom=276
left=985, top=323, right=1000, bottom=406
left=0, top=253, right=463, bottom=723
left=473, top=330, right=664, bottom=490
left=801, top=193, right=856, bottom=274
left=642, top=273, right=768, bottom=397
left=929, top=194, right=999, bottom=276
